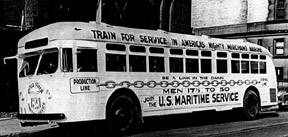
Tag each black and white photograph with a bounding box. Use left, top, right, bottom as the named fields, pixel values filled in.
left=0, top=0, right=288, bottom=136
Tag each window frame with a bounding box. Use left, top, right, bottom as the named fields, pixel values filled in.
left=276, top=0, right=286, bottom=20
left=274, top=38, right=285, bottom=55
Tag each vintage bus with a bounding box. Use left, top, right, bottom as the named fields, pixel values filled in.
left=4, top=22, right=278, bottom=135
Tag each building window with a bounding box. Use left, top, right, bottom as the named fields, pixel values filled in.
left=275, top=38, right=284, bottom=55
left=276, top=0, right=286, bottom=20
left=257, top=39, right=262, bottom=46
left=276, top=67, right=284, bottom=80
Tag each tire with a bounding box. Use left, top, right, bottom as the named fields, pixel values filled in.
left=243, top=90, right=260, bottom=120
left=106, top=95, right=140, bottom=136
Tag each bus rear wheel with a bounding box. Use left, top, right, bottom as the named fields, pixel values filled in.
left=243, top=90, right=260, bottom=120
left=106, top=95, right=140, bottom=136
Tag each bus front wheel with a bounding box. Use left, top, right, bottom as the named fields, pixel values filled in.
left=243, top=90, right=260, bottom=120
left=106, top=95, right=140, bottom=136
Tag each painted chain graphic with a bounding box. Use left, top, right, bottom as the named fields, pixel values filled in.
left=98, top=79, right=261, bottom=89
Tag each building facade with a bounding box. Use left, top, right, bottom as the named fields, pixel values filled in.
left=192, top=0, right=288, bottom=90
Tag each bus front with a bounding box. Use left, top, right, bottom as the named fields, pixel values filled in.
left=8, top=22, right=108, bottom=127
left=16, top=37, right=67, bottom=126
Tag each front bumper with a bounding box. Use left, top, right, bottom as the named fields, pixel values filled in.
left=17, top=113, right=66, bottom=120
left=17, top=113, right=66, bottom=127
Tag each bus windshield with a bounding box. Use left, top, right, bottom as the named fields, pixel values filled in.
left=19, top=48, right=58, bottom=77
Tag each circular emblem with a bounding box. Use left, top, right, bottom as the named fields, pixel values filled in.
left=27, top=82, right=51, bottom=114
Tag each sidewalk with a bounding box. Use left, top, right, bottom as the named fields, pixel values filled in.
left=0, top=117, right=16, bottom=121
left=0, top=113, right=56, bottom=136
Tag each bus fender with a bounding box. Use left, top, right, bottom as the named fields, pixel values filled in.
left=244, top=86, right=261, bottom=106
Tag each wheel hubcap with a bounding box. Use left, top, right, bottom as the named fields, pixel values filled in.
left=112, top=104, right=133, bottom=131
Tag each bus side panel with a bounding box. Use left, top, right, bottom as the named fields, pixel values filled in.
left=105, top=73, right=245, bottom=117
left=259, top=57, right=278, bottom=107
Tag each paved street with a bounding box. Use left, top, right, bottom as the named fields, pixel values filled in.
left=133, top=112, right=288, bottom=137
left=2, top=110, right=288, bottom=137
left=130, top=110, right=288, bottom=137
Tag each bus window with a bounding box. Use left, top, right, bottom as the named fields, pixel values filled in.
left=260, top=55, right=266, bottom=60
left=130, top=45, right=146, bottom=53
left=201, top=59, right=211, bottom=73
left=62, top=48, right=73, bottom=72
left=19, top=55, right=40, bottom=77
left=201, top=51, right=211, bottom=57
left=106, top=44, right=126, bottom=51
left=217, top=60, right=227, bottom=73
left=129, top=55, right=146, bottom=72
left=25, top=38, right=48, bottom=49
left=170, top=49, right=183, bottom=55
left=77, top=49, right=97, bottom=72
left=251, top=61, right=259, bottom=74
left=242, top=54, right=249, bottom=59
left=150, top=47, right=164, bottom=54
left=231, top=60, right=240, bottom=73
left=37, top=51, right=58, bottom=75
left=186, top=58, right=199, bottom=73
left=232, top=53, right=240, bottom=58
left=217, top=52, right=227, bottom=58
left=241, top=61, right=250, bottom=73
left=106, top=54, right=126, bottom=72
left=186, top=50, right=198, bottom=56
left=149, top=56, right=164, bottom=72
left=251, top=55, right=258, bottom=59
left=170, top=57, right=183, bottom=73
left=260, top=62, right=267, bottom=74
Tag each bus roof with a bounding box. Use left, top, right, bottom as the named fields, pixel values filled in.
left=18, top=22, right=272, bottom=57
